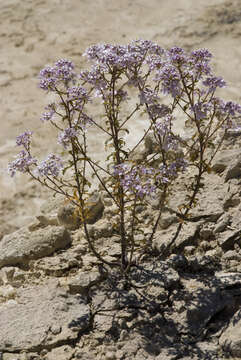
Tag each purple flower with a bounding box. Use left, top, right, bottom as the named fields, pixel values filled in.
left=156, top=158, right=188, bottom=184
left=155, top=65, right=181, bottom=97
left=40, top=103, right=56, bottom=122
left=139, top=88, right=160, bottom=105
left=16, top=131, right=33, bottom=150
left=203, top=76, right=226, bottom=92
left=37, top=154, right=63, bottom=177
left=58, top=127, right=78, bottom=149
left=168, top=47, right=187, bottom=65
left=191, top=49, right=212, bottom=62
left=79, top=65, right=108, bottom=91
left=154, top=115, right=179, bottom=151
left=39, top=59, right=76, bottom=91
left=39, top=66, right=57, bottom=90
left=83, top=40, right=164, bottom=73
left=8, top=150, right=37, bottom=177
left=40, top=110, right=55, bottom=122
left=113, top=163, right=157, bottom=198
left=67, top=86, right=90, bottom=110
left=189, top=49, right=212, bottom=78
left=191, top=102, right=211, bottom=120
left=223, top=101, right=241, bottom=116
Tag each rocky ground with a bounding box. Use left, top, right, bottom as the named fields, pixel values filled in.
left=0, top=0, right=241, bottom=359
left=0, top=130, right=241, bottom=360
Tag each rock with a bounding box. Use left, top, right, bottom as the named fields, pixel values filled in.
left=224, top=153, right=241, bottom=181
left=199, top=225, right=215, bottom=240
left=0, top=226, right=71, bottom=268
left=219, top=309, right=241, bottom=357
left=130, top=261, right=180, bottom=291
left=217, top=229, right=241, bottom=251
left=215, top=272, right=241, bottom=288
left=225, top=128, right=241, bottom=138
left=45, top=345, right=75, bottom=360
left=66, top=271, right=104, bottom=295
left=158, top=214, right=178, bottom=229
left=0, top=267, right=26, bottom=287
left=223, top=190, right=240, bottom=210
left=184, top=245, right=196, bottom=256
left=87, top=219, right=114, bottom=239
left=153, top=221, right=201, bottom=255
left=169, top=277, right=231, bottom=336
left=128, top=143, right=147, bottom=163
left=214, top=213, right=231, bottom=233
left=57, top=192, right=104, bottom=229
left=2, top=353, right=37, bottom=360
left=222, top=250, right=241, bottom=261
left=0, top=279, right=90, bottom=352
left=0, top=285, right=16, bottom=299
left=39, top=195, right=64, bottom=226
left=168, top=254, right=188, bottom=271
left=187, top=255, right=220, bottom=273
left=211, top=149, right=240, bottom=173
left=32, top=250, right=80, bottom=277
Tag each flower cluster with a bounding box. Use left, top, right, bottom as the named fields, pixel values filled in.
left=154, top=115, right=179, bottom=151
left=67, top=86, right=90, bottom=110
left=40, top=103, right=56, bottom=122
left=37, top=154, right=63, bottom=177
left=113, top=164, right=157, bottom=198
left=39, top=59, right=76, bottom=91
left=58, top=127, right=78, bottom=149
left=8, top=150, right=37, bottom=177
left=16, top=131, right=33, bottom=150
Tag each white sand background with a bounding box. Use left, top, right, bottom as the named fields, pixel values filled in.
left=0, top=0, right=240, bottom=235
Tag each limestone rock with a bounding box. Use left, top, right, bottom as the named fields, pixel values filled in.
left=224, top=153, right=241, bottom=182
left=57, top=202, right=80, bottom=230
left=169, top=277, right=230, bottom=336
left=217, top=229, right=241, bottom=251
left=66, top=270, right=104, bottom=295
left=0, top=226, right=70, bottom=268
left=45, top=345, right=74, bottom=360
left=214, top=213, right=231, bottom=233
left=57, top=192, right=104, bottom=229
left=39, top=195, right=64, bottom=226
left=219, top=309, right=241, bottom=357
left=0, top=279, right=90, bottom=352
left=211, top=149, right=240, bottom=173
left=0, top=267, right=26, bottom=287
left=85, top=192, right=105, bottom=224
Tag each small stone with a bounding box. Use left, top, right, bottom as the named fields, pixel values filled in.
left=214, top=213, right=231, bottom=233
left=57, top=203, right=80, bottom=230
left=224, top=153, right=241, bottom=182
left=105, top=351, right=116, bottom=360
left=0, top=285, right=16, bottom=299
left=184, top=246, right=195, bottom=256
left=168, top=254, right=188, bottom=271
left=199, top=228, right=214, bottom=240
left=50, top=324, right=61, bottom=335
left=223, top=250, right=241, bottom=261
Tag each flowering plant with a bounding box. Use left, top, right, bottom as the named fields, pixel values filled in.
left=9, top=40, right=241, bottom=273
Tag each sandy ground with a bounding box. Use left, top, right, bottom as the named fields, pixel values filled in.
left=0, top=0, right=240, bottom=237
